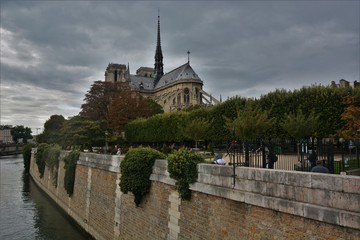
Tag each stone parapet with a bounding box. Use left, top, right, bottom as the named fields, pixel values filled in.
left=151, top=160, right=360, bottom=231
left=78, top=152, right=122, bottom=172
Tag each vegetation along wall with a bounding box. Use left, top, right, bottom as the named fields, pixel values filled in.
left=30, top=151, right=360, bottom=240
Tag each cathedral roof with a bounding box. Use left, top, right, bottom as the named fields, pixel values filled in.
left=130, top=75, right=155, bottom=90
left=155, top=62, right=202, bottom=89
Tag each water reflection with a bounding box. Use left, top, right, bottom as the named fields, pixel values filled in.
left=0, top=155, right=90, bottom=240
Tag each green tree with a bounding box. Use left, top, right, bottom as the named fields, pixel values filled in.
left=11, top=125, right=32, bottom=143
left=36, top=115, right=65, bottom=144
left=280, top=109, right=319, bottom=139
left=60, top=115, right=107, bottom=150
left=183, top=118, right=211, bottom=148
left=225, top=101, right=274, bottom=140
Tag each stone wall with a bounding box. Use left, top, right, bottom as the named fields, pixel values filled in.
left=30, top=151, right=360, bottom=240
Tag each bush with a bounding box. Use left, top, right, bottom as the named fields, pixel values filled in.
left=44, top=145, right=61, bottom=187
left=119, top=147, right=165, bottom=206
left=22, top=143, right=35, bottom=174
left=63, top=151, right=80, bottom=197
left=168, top=148, right=204, bottom=200
left=35, top=143, right=50, bottom=178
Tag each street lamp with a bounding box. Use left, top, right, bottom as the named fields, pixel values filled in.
left=105, top=130, right=108, bottom=153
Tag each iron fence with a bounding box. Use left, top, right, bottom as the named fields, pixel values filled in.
left=222, top=138, right=360, bottom=174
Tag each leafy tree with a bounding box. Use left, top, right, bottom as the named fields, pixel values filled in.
left=225, top=101, right=274, bottom=140
left=107, top=86, right=160, bottom=135
left=80, top=81, right=116, bottom=121
left=11, top=125, right=32, bottom=143
left=280, top=109, right=319, bottom=139
left=143, top=97, right=164, bottom=115
left=183, top=118, right=211, bottom=148
left=36, top=115, right=65, bottom=144
left=337, top=95, right=360, bottom=139
left=60, top=115, right=107, bottom=150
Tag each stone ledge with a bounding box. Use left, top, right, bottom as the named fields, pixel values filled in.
left=78, top=153, right=121, bottom=172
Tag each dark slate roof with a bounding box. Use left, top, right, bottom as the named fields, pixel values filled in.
left=155, top=62, right=202, bottom=89
left=130, top=75, right=155, bottom=90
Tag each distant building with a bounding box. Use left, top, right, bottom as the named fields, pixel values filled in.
left=0, top=125, right=13, bottom=144
left=330, top=79, right=359, bottom=88
left=104, top=15, right=219, bottom=112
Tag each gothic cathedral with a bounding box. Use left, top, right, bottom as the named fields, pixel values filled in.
left=104, top=15, right=219, bottom=112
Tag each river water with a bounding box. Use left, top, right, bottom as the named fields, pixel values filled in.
left=0, top=154, right=90, bottom=240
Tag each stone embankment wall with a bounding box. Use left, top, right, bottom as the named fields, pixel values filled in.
left=30, top=151, right=360, bottom=240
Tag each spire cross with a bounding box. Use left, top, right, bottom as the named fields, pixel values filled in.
left=187, top=50, right=190, bottom=63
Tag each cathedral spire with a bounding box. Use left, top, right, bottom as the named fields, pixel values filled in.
left=154, top=13, right=164, bottom=86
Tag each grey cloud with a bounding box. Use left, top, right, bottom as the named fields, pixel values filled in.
left=1, top=1, right=358, bottom=131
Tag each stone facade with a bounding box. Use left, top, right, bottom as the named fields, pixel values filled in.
left=30, top=151, right=360, bottom=240
left=103, top=16, right=219, bottom=112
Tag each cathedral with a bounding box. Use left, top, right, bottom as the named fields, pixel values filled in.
left=104, top=15, right=219, bottom=112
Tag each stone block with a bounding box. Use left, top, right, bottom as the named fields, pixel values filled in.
left=218, top=166, right=233, bottom=176
left=342, top=176, right=360, bottom=194
left=245, top=192, right=265, bottom=208
left=273, top=198, right=304, bottom=216
left=235, top=167, right=250, bottom=180
left=311, top=174, right=343, bottom=191
left=304, top=204, right=340, bottom=225
left=339, top=210, right=360, bottom=230
left=168, top=222, right=180, bottom=233
left=168, top=208, right=181, bottom=219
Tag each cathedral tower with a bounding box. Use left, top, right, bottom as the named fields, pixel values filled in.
left=153, top=15, right=164, bottom=87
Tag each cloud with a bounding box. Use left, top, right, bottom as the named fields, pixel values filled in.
left=0, top=1, right=359, bottom=132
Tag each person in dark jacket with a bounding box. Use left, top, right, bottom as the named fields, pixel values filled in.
left=266, top=148, right=277, bottom=169
left=308, top=150, right=317, bottom=169
left=311, top=160, right=329, bottom=173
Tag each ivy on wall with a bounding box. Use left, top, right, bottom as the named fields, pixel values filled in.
left=45, top=145, right=61, bottom=187
left=63, top=151, right=80, bottom=197
left=119, top=147, right=165, bottom=206
left=22, top=143, right=35, bottom=174
left=35, top=143, right=50, bottom=178
left=168, top=148, right=204, bottom=200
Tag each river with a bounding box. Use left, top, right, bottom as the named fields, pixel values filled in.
left=0, top=154, right=90, bottom=240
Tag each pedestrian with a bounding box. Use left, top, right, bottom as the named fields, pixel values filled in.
left=311, top=160, right=329, bottom=173
left=213, top=154, right=226, bottom=165
left=266, top=148, right=278, bottom=169
left=308, top=150, right=317, bottom=169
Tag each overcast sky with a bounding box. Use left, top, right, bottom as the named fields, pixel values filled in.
left=1, top=1, right=359, bottom=133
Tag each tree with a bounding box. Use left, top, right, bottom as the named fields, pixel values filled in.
left=183, top=118, right=211, bottom=148
left=80, top=81, right=119, bottom=121
left=60, top=115, right=108, bottom=150
left=107, top=86, right=159, bottom=135
left=224, top=101, right=274, bottom=140
left=280, top=109, right=319, bottom=139
left=11, top=125, right=32, bottom=143
left=36, top=115, right=65, bottom=144
left=337, top=95, right=360, bottom=139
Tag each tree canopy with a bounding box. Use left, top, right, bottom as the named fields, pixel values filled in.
left=10, top=125, right=32, bottom=143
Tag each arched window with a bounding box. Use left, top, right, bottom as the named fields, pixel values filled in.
left=183, top=88, right=190, bottom=105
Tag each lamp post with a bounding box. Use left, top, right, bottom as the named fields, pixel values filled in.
left=105, top=130, right=108, bottom=153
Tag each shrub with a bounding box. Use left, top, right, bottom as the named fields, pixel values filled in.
left=22, top=143, right=35, bottom=174
left=35, top=143, right=50, bottom=178
left=45, top=145, right=61, bottom=187
left=63, top=151, right=80, bottom=197
left=119, top=147, right=165, bottom=206
left=168, top=148, right=204, bottom=200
